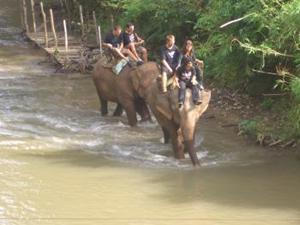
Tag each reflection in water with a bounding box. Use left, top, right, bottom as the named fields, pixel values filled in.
left=0, top=0, right=300, bottom=224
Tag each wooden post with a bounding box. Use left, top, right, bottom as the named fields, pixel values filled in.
left=19, top=0, right=25, bottom=30
left=79, top=5, right=84, bottom=38
left=40, top=2, right=48, bottom=47
left=59, top=0, right=64, bottom=8
left=63, top=19, right=69, bottom=58
left=92, top=11, right=99, bottom=44
left=110, top=14, right=114, bottom=29
left=97, top=25, right=102, bottom=56
left=22, top=0, right=29, bottom=32
left=30, top=0, right=37, bottom=32
left=49, top=9, right=58, bottom=49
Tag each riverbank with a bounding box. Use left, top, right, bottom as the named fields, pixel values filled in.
left=205, top=84, right=299, bottom=151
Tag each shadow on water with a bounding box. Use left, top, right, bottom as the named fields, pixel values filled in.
left=147, top=163, right=300, bottom=211
left=16, top=148, right=300, bottom=213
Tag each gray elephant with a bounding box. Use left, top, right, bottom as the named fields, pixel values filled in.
left=93, top=61, right=211, bottom=165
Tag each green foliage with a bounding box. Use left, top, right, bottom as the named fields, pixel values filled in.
left=239, top=119, right=258, bottom=137
left=74, top=0, right=300, bottom=138
left=261, top=98, right=275, bottom=110
left=120, top=0, right=200, bottom=52
left=291, top=78, right=300, bottom=101
left=287, top=103, right=300, bottom=138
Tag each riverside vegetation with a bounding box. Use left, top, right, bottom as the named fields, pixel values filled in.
left=43, top=0, right=300, bottom=147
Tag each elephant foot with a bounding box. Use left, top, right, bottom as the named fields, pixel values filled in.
left=101, top=109, right=108, bottom=116
left=113, top=106, right=123, bottom=117
left=175, top=141, right=185, bottom=159
left=140, top=115, right=152, bottom=123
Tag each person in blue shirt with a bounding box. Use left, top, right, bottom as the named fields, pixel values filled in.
left=123, top=23, right=146, bottom=64
left=160, top=34, right=182, bottom=93
left=103, top=25, right=140, bottom=65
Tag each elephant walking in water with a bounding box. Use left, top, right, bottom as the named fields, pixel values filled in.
left=92, top=61, right=153, bottom=126
left=93, top=61, right=211, bottom=166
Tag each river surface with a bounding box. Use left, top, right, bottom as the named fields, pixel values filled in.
left=1, top=1, right=300, bottom=225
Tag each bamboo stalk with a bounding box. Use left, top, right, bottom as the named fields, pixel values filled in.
left=22, top=0, right=29, bottom=32
left=93, top=11, right=99, bottom=44
left=79, top=5, right=84, bottom=38
left=110, top=14, right=114, bottom=29
left=40, top=2, right=48, bottom=47
left=19, top=0, right=25, bottom=30
left=63, top=19, right=69, bottom=58
left=220, top=13, right=254, bottom=28
left=97, top=25, right=102, bottom=56
left=30, top=0, right=36, bottom=32
left=49, top=9, right=58, bottom=49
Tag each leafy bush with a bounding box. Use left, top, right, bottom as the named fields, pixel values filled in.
left=238, top=119, right=258, bottom=137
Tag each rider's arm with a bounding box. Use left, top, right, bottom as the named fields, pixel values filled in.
left=162, top=60, right=173, bottom=73
left=134, top=33, right=144, bottom=46
left=160, top=48, right=173, bottom=73
left=118, top=42, right=124, bottom=50
left=103, top=43, right=113, bottom=49
left=176, top=51, right=183, bottom=70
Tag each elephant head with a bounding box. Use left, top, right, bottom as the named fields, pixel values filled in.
left=172, top=89, right=211, bottom=165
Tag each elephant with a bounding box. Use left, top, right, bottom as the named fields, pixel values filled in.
left=93, top=60, right=211, bottom=165
left=92, top=61, right=156, bottom=126
left=131, top=65, right=211, bottom=166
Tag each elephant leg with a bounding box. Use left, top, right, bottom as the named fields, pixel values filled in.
left=123, top=100, right=138, bottom=127
left=185, top=140, right=200, bottom=166
left=162, top=127, right=170, bottom=144
left=169, top=126, right=184, bottom=159
left=135, top=99, right=151, bottom=122
left=100, top=98, right=108, bottom=116
left=113, top=103, right=123, bottom=116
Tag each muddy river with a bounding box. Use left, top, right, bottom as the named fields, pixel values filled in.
left=0, top=1, right=300, bottom=224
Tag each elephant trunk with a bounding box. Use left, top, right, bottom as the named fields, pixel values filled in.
left=184, top=140, right=200, bottom=166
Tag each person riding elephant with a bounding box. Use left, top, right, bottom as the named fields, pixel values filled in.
left=182, top=39, right=204, bottom=90
left=160, top=34, right=182, bottom=93
left=123, top=22, right=147, bottom=63
left=176, top=58, right=202, bottom=109
left=103, top=25, right=141, bottom=65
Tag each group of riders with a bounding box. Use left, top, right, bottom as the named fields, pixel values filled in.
left=103, top=23, right=204, bottom=109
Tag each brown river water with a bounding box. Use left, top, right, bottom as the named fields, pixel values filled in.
left=1, top=1, right=300, bottom=224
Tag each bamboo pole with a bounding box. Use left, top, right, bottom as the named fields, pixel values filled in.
left=22, top=0, right=29, bottom=32
left=93, top=11, right=99, bottom=44
left=40, top=2, right=48, bottom=47
left=79, top=5, right=84, bottom=38
left=19, top=0, right=25, bottom=31
left=63, top=19, right=69, bottom=58
left=49, top=9, right=58, bottom=49
left=30, top=0, right=37, bottom=32
left=97, top=25, right=102, bottom=56
left=110, top=14, right=114, bottom=29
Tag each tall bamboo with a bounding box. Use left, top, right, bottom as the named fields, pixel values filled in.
left=30, top=0, right=37, bottom=32
left=49, top=9, right=58, bottom=49
left=40, top=2, right=48, bottom=47
left=63, top=19, right=69, bottom=58
left=93, top=11, right=99, bottom=44
left=22, top=0, right=29, bottom=32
